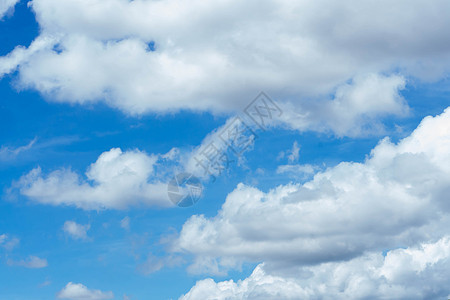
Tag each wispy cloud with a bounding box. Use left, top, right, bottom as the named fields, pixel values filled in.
left=7, top=255, right=48, bottom=269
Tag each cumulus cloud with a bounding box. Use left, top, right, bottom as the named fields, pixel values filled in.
left=16, top=148, right=170, bottom=210
left=2, top=0, right=449, bottom=135
left=174, top=107, right=450, bottom=278
left=57, top=282, right=113, bottom=300
left=0, top=0, right=18, bottom=19
left=7, top=255, right=48, bottom=269
left=63, top=221, right=90, bottom=240
left=181, top=237, right=450, bottom=299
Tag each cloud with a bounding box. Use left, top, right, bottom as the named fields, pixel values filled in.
left=63, top=221, right=90, bottom=240
left=137, top=253, right=184, bottom=275
left=120, top=216, right=130, bottom=230
left=0, top=234, right=20, bottom=251
left=0, top=138, right=37, bottom=162
left=7, top=255, right=48, bottom=269
left=0, top=0, right=18, bottom=19
left=180, top=237, right=450, bottom=299
left=287, top=141, right=300, bottom=163
left=279, top=73, right=409, bottom=136
left=14, top=115, right=264, bottom=209
left=57, top=282, right=113, bottom=300
left=276, top=164, right=319, bottom=179
left=16, top=148, right=171, bottom=210
left=136, top=254, right=164, bottom=275
left=2, top=0, right=449, bottom=135
left=174, top=107, right=450, bottom=275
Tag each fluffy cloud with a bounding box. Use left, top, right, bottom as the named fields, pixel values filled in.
left=17, top=148, right=170, bottom=210
left=181, top=237, right=450, bottom=299
left=57, top=282, right=113, bottom=300
left=2, top=0, right=449, bottom=135
left=7, top=255, right=48, bottom=268
left=0, top=0, right=18, bottom=19
left=174, top=107, right=450, bottom=285
left=63, top=221, right=90, bottom=240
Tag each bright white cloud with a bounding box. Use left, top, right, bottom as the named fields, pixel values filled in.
left=2, top=0, right=449, bottom=135
left=63, top=221, right=90, bottom=240
left=0, top=0, right=18, bottom=19
left=17, top=148, right=171, bottom=210
left=174, top=107, right=450, bottom=275
left=57, top=282, right=113, bottom=300
left=181, top=237, right=450, bottom=299
left=7, top=255, right=48, bottom=269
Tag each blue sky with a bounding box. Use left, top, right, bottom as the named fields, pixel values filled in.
left=1, top=1, right=450, bottom=299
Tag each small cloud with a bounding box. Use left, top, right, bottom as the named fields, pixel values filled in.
left=7, top=255, right=48, bottom=268
left=0, top=138, right=37, bottom=162
left=0, top=234, right=20, bottom=251
left=120, top=216, right=130, bottom=231
left=276, top=164, right=320, bottom=179
left=287, top=141, right=300, bottom=163
left=63, top=221, right=90, bottom=240
left=277, top=141, right=300, bottom=163
left=57, top=282, right=113, bottom=300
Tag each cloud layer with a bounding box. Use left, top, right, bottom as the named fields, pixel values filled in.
left=2, top=0, right=450, bottom=135
left=181, top=237, right=450, bottom=299
left=175, top=107, right=450, bottom=297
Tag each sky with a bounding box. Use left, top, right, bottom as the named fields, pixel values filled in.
left=0, top=0, right=450, bottom=299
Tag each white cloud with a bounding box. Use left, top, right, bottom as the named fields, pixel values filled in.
left=174, top=107, right=450, bottom=275
left=14, top=115, right=265, bottom=209
left=0, top=0, right=18, bottom=19
left=279, top=73, right=409, bottom=136
left=180, top=237, right=450, bottom=299
left=2, top=0, right=449, bottom=135
left=7, top=255, right=48, bottom=269
left=57, top=282, right=113, bottom=300
left=63, top=221, right=90, bottom=240
left=17, top=148, right=171, bottom=210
